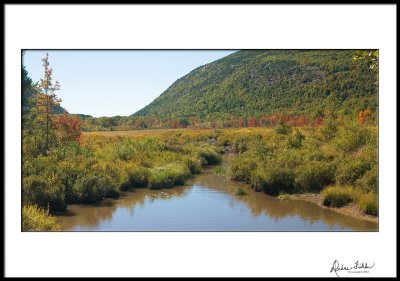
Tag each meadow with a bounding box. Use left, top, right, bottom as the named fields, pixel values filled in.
left=22, top=119, right=378, bottom=231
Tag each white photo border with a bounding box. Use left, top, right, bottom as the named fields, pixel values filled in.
left=5, top=4, right=397, bottom=277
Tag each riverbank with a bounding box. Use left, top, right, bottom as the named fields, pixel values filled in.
left=288, top=193, right=378, bottom=223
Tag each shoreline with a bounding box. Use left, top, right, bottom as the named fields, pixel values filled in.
left=287, top=193, right=378, bottom=224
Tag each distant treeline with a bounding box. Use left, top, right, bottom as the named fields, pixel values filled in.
left=80, top=110, right=376, bottom=131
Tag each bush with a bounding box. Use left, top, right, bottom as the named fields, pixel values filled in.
left=197, top=147, right=222, bottom=165
left=296, top=162, right=336, bottom=192
left=230, top=154, right=258, bottom=183
left=274, top=121, right=292, bottom=135
left=57, top=162, right=82, bottom=204
left=287, top=129, right=305, bottom=149
left=262, top=167, right=296, bottom=195
left=100, top=175, right=120, bottom=198
left=335, top=123, right=371, bottom=152
left=186, top=158, right=202, bottom=174
left=113, top=143, right=134, bottom=161
left=250, top=169, right=268, bottom=192
left=357, top=193, right=378, bottom=216
left=148, top=171, right=173, bottom=189
left=166, top=163, right=191, bottom=185
left=127, top=167, right=150, bottom=188
left=320, top=119, right=338, bottom=141
left=322, top=185, right=355, bottom=207
left=148, top=163, right=191, bottom=189
left=73, top=175, right=108, bottom=203
left=22, top=205, right=61, bottom=231
left=23, top=175, right=66, bottom=212
left=356, top=165, right=378, bottom=193
left=119, top=180, right=133, bottom=192
left=232, top=135, right=256, bottom=153
left=336, top=158, right=371, bottom=185
left=250, top=166, right=296, bottom=195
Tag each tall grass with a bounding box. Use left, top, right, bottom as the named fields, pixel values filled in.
left=322, top=185, right=356, bottom=207
left=22, top=205, right=61, bottom=231
left=357, top=193, right=378, bottom=216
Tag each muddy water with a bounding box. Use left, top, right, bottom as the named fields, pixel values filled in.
left=57, top=170, right=377, bottom=231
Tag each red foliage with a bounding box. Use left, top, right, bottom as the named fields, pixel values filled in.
left=357, top=109, right=372, bottom=124
left=53, top=114, right=82, bottom=144
left=247, top=116, right=257, bottom=127
left=314, top=116, right=324, bottom=126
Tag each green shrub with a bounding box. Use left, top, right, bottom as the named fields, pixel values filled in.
left=22, top=205, right=61, bottom=231
left=148, top=171, right=173, bottom=189
left=357, top=193, right=378, bottom=216
left=336, top=158, right=371, bottom=185
left=232, top=136, right=257, bottom=153
left=105, top=165, right=128, bottom=193
left=287, top=129, right=305, bottom=149
left=250, top=165, right=296, bottom=195
left=186, top=158, right=202, bottom=174
left=127, top=167, right=150, bottom=188
left=73, top=175, right=108, bottom=203
left=322, top=185, right=355, bottom=207
left=57, top=162, right=82, bottom=204
left=250, top=169, right=268, bottom=192
left=148, top=163, right=191, bottom=189
left=296, top=162, right=336, bottom=192
left=197, top=147, right=222, bottom=165
left=356, top=165, right=378, bottom=193
left=23, top=175, right=66, bottom=212
left=230, top=154, right=258, bottom=183
left=99, top=175, right=120, bottom=198
left=274, top=121, right=292, bottom=135
left=335, top=123, right=371, bottom=152
left=166, top=163, right=191, bottom=185
left=320, top=119, right=338, bottom=141
left=113, top=143, right=134, bottom=161
left=119, top=180, right=133, bottom=191
left=262, top=167, right=296, bottom=195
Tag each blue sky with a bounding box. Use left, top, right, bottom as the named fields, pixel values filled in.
left=23, top=50, right=236, bottom=117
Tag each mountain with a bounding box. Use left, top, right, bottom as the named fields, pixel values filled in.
left=134, top=50, right=377, bottom=119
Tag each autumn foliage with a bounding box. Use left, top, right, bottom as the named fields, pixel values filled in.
left=53, top=114, right=82, bottom=144
left=357, top=109, right=372, bottom=124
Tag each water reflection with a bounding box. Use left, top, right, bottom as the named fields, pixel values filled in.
left=57, top=171, right=377, bottom=231
left=189, top=173, right=377, bottom=231
left=58, top=187, right=190, bottom=230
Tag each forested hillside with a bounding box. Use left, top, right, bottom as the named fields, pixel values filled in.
left=134, top=50, right=377, bottom=119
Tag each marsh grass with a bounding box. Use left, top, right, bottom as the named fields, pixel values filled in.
left=322, top=185, right=357, bottom=207
left=22, top=205, right=61, bottom=231
left=357, top=193, right=378, bottom=216
left=22, top=125, right=378, bottom=222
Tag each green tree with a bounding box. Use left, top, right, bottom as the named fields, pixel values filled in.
left=353, top=50, right=378, bottom=70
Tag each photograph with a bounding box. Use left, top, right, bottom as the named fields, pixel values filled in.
left=21, top=49, right=379, bottom=232
left=5, top=3, right=396, bottom=278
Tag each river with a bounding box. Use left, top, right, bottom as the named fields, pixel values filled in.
left=57, top=168, right=377, bottom=231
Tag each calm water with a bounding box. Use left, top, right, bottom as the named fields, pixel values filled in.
left=57, top=170, right=377, bottom=231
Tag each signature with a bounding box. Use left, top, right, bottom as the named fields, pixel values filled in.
left=330, top=260, right=375, bottom=277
